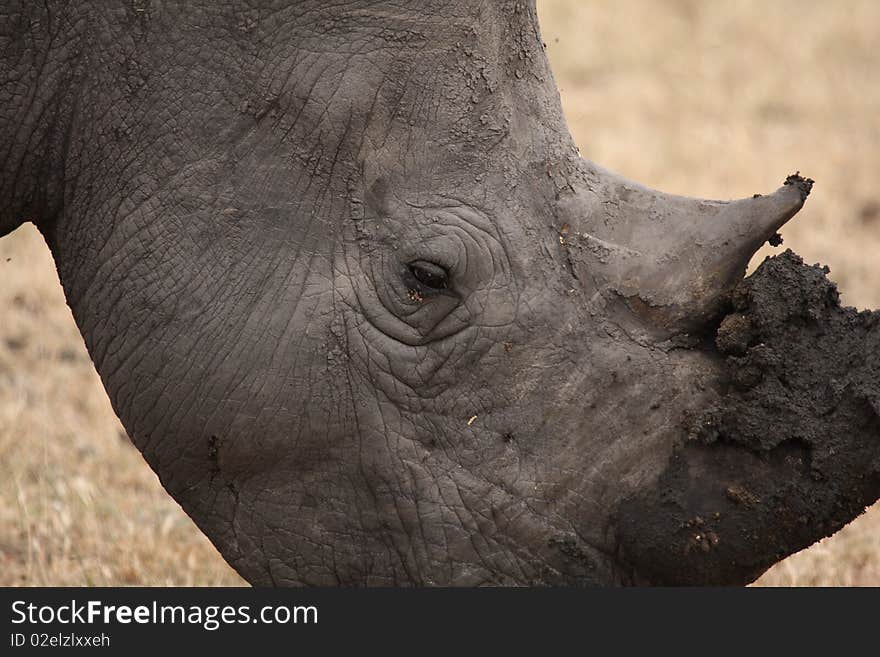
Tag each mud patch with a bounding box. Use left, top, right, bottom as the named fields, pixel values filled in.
left=614, top=250, right=880, bottom=585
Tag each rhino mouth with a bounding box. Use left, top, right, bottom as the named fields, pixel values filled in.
left=613, top=249, right=880, bottom=585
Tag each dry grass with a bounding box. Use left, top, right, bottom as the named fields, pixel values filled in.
left=0, top=0, right=877, bottom=586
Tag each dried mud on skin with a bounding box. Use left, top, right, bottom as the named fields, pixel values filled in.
left=615, top=250, right=880, bottom=585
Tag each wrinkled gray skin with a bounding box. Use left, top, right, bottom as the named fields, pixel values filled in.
left=0, top=1, right=835, bottom=585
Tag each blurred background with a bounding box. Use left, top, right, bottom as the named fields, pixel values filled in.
left=1, top=0, right=877, bottom=585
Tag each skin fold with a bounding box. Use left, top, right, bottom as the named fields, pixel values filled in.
left=1, top=1, right=876, bottom=585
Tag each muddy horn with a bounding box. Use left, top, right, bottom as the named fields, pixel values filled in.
left=567, top=164, right=814, bottom=333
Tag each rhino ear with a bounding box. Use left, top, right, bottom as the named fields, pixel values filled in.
left=568, top=164, right=813, bottom=333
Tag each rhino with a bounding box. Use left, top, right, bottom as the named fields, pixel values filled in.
left=1, top=1, right=877, bottom=586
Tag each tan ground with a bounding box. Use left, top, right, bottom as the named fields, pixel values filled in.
left=0, top=0, right=877, bottom=586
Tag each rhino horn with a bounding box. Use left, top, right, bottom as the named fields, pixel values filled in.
left=565, top=165, right=813, bottom=333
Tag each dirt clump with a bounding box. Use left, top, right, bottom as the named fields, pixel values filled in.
left=615, top=250, right=880, bottom=585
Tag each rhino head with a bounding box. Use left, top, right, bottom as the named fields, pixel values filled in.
left=1, top=1, right=877, bottom=585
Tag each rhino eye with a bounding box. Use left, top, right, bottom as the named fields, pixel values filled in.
left=406, top=260, right=449, bottom=293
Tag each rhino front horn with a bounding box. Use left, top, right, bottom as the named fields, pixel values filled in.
left=564, top=162, right=814, bottom=333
